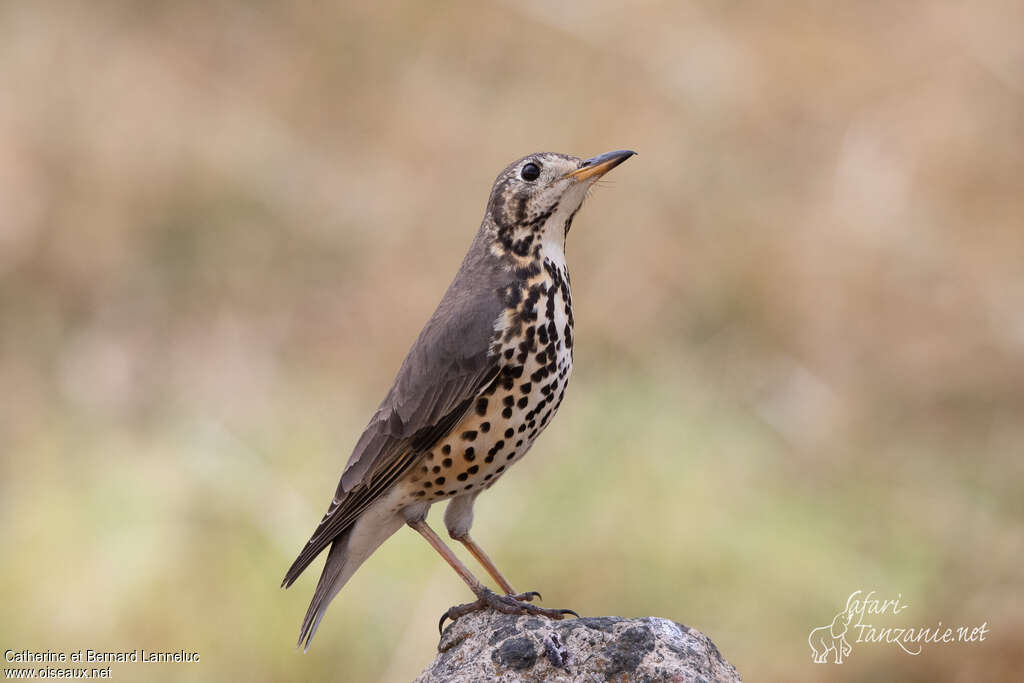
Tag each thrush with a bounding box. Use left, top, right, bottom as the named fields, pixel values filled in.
left=283, top=149, right=635, bottom=650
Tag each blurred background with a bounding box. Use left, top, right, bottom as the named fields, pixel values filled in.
left=2, top=1, right=1022, bottom=681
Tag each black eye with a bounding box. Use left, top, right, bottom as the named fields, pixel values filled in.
left=520, top=162, right=541, bottom=181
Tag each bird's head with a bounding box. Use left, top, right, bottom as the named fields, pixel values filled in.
left=484, top=150, right=635, bottom=260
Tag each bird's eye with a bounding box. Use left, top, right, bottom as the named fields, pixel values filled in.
left=520, top=163, right=541, bottom=181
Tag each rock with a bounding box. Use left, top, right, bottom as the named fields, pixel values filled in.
left=414, top=610, right=742, bottom=682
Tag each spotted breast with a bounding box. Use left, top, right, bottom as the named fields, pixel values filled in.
left=397, top=241, right=573, bottom=503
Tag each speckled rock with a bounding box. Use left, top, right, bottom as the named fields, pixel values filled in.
left=413, top=610, right=741, bottom=682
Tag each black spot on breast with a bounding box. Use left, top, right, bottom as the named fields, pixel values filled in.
left=462, top=430, right=478, bottom=442
left=476, top=398, right=489, bottom=416
left=515, top=263, right=541, bottom=279
left=502, top=407, right=513, bottom=419
left=506, top=451, right=517, bottom=460
left=503, top=348, right=514, bottom=360
left=504, top=428, right=514, bottom=438
left=432, top=465, right=441, bottom=474
left=503, top=283, right=522, bottom=308
left=434, top=477, right=446, bottom=485
left=457, top=472, right=468, bottom=482
left=464, top=447, right=475, bottom=461
left=511, top=235, right=534, bottom=257
left=467, top=465, right=479, bottom=474
left=441, top=444, right=451, bottom=455
left=517, top=396, right=529, bottom=408
left=443, top=458, right=452, bottom=468
left=480, top=421, right=491, bottom=433
left=564, top=325, right=573, bottom=348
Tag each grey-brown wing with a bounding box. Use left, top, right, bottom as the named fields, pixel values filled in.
left=282, top=250, right=507, bottom=587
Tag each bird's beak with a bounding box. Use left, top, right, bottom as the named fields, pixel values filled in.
left=562, top=149, right=636, bottom=182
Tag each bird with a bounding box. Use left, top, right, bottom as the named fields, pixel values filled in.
left=282, top=149, right=635, bottom=650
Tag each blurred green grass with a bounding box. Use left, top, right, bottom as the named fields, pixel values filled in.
left=2, top=1, right=1023, bottom=681
left=3, top=367, right=1021, bottom=680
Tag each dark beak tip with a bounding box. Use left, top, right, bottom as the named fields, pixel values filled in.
left=581, top=149, right=636, bottom=168
left=608, top=149, right=637, bottom=160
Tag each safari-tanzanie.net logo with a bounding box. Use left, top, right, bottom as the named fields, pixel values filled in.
left=808, top=590, right=989, bottom=664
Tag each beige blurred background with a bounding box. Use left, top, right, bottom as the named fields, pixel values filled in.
left=2, top=1, right=1022, bottom=681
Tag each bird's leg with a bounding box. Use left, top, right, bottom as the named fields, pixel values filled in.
left=453, top=533, right=540, bottom=603
left=441, top=492, right=536, bottom=600
left=407, top=518, right=488, bottom=594
left=406, top=519, right=579, bottom=633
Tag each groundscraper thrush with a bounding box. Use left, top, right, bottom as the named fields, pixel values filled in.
left=283, top=150, right=635, bottom=649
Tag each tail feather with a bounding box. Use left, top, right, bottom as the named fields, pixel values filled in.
left=288, top=505, right=405, bottom=651
left=297, top=534, right=350, bottom=651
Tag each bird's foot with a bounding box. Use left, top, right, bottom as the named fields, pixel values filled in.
left=438, top=588, right=578, bottom=633
left=509, top=590, right=541, bottom=602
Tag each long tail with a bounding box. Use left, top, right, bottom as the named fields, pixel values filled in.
left=297, top=533, right=350, bottom=650
left=293, top=509, right=405, bottom=651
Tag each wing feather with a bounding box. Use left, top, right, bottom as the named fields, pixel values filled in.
left=283, top=241, right=509, bottom=588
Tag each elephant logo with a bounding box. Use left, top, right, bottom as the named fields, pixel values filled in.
left=809, top=593, right=858, bottom=664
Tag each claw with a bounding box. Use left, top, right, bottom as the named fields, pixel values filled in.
left=434, top=588, right=578, bottom=631
left=438, top=611, right=449, bottom=634
left=512, top=590, right=542, bottom=602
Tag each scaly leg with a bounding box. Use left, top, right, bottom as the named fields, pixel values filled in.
left=455, top=533, right=515, bottom=595
left=406, top=519, right=578, bottom=633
